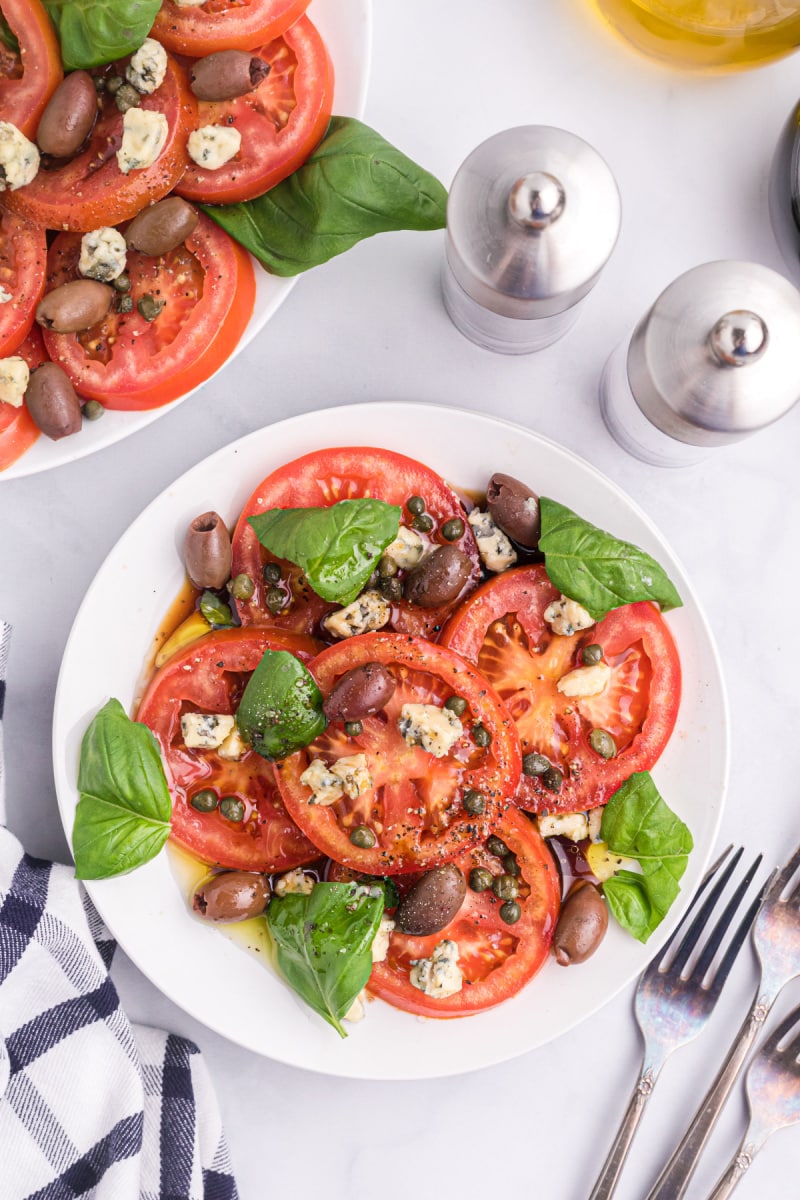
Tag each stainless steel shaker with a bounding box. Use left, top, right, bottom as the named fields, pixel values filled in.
left=442, top=126, right=621, bottom=354
left=600, top=261, right=800, bottom=467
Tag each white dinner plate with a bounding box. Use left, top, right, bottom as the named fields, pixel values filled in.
left=2, top=0, right=372, bottom=481
left=52, top=402, right=728, bottom=1080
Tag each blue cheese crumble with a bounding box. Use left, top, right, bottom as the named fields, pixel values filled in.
left=409, top=940, right=463, bottom=999
left=543, top=595, right=594, bottom=637
left=117, top=108, right=168, bottom=174
left=398, top=703, right=463, bottom=758
left=187, top=125, right=241, bottom=170
left=78, top=227, right=128, bottom=282
left=181, top=712, right=235, bottom=749
left=467, top=509, right=517, bottom=573
left=330, top=754, right=372, bottom=800
left=323, top=590, right=391, bottom=640
left=126, top=38, right=168, bottom=95
left=0, top=122, right=40, bottom=191
left=556, top=661, right=610, bottom=698
left=0, top=357, right=29, bottom=408
left=299, top=758, right=344, bottom=806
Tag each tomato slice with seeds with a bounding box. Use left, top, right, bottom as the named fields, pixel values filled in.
left=136, top=627, right=322, bottom=873
left=440, top=565, right=681, bottom=814
left=367, top=809, right=559, bottom=1017
left=40, top=214, right=255, bottom=409
left=152, top=0, right=311, bottom=55
left=274, top=632, right=522, bottom=874
left=0, top=325, right=44, bottom=471
left=175, top=18, right=333, bottom=205
left=231, top=447, right=481, bottom=640
left=0, top=0, right=62, bottom=138
left=0, top=211, right=46, bottom=357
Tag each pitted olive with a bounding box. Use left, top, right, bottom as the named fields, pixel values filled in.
left=192, top=871, right=271, bottom=922
left=553, top=880, right=608, bottom=966
left=125, top=197, right=199, bottom=256
left=403, top=545, right=472, bottom=608
left=394, top=864, right=467, bottom=935
left=36, top=71, right=98, bottom=157
left=486, top=473, right=541, bottom=549
left=36, top=280, right=113, bottom=333
left=189, top=50, right=271, bottom=100
left=323, top=662, right=396, bottom=722
left=25, top=364, right=82, bottom=440
left=183, top=511, right=232, bottom=589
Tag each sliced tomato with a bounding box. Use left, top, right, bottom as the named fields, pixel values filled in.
left=440, top=565, right=681, bottom=814
left=0, top=211, right=46, bottom=356
left=0, top=325, right=45, bottom=471
left=274, top=633, right=522, bottom=874
left=136, top=627, right=322, bottom=872
left=231, top=447, right=481, bottom=640
left=175, top=18, right=333, bottom=204
left=152, top=0, right=311, bottom=55
left=0, top=0, right=62, bottom=138
left=3, top=51, right=196, bottom=231
left=368, top=810, right=559, bottom=1017
left=41, top=214, right=255, bottom=408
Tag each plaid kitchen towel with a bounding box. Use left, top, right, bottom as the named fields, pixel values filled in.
left=0, top=621, right=239, bottom=1200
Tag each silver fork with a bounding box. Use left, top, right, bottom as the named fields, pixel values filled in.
left=646, top=840, right=800, bottom=1199
left=705, top=1002, right=800, bottom=1199
left=588, top=846, right=763, bottom=1200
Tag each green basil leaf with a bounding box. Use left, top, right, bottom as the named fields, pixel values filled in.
left=199, top=590, right=234, bottom=629
left=538, top=497, right=683, bottom=621
left=43, top=0, right=160, bottom=69
left=267, top=881, right=386, bottom=1037
left=0, top=11, right=20, bottom=54
left=600, top=772, right=693, bottom=942
left=248, top=499, right=400, bottom=605
left=201, top=116, right=448, bottom=276
left=73, top=697, right=171, bottom=880
left=236, top=648, right=326, bottom=760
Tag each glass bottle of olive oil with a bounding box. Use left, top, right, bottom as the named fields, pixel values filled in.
left=591, top=0, right=800, bottom=70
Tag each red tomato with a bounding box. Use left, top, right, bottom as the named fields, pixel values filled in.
left=0, top=0, right=62, bottom=138
left=0, top=211, right=46, bottom=356
left=41, top=214, right=255, bottom=409
left=274, top=633, right=522, bottom=874
left=231, top=447, right=481, bottom=640
left=368, top=810, right=560, bottom=1017
left=0, top=326, right=45, bottom=471
left=175, top=18, right=333, bottom=204
left=136, top=627, right=322, bottom=872
left=152, top=0, right=311, bottom=55
left=440, top=565, right=681, bottom=814
left=2, top=52, right=196, bottom=231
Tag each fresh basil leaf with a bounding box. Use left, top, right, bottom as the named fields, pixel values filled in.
left=43, top=0, right=160, bottom=69
left=600, top=772, right=693, bottom=942
left=538, top=497, right=683, bottom=621
left=236, top=649, right=326, bottom=760
left=248, top=499, right=400, bottom=605
left=0, top=10, right=20, bottom=54
left=201, top=116, right=448, bottom=276
left=267, top=881, right=386, bottom=1037
left=199, top=590, right=234, bottom=629
left=73, top=697, right=171, bottom=880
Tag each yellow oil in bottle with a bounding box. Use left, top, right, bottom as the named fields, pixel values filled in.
left=592, top=0, right=800, bottom=69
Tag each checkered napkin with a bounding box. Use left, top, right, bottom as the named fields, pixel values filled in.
left=0, top=621, right=240, bottom=1200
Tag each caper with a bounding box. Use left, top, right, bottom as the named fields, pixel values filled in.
left=230, top=572, right=254, bottom=600
left=345, top=720, right=363, bottom=737
left=220, top=796, right=245, bottom=822
left=469, top=867, right=494, bottom=893
left=500, top=900, right=522, bottom=925
left=441, top=517, right=465, bottom=541
left=190, top=789, right=218, bottom=813
left=137, top=294, right=164, bottom=322
left=412, top=513, right=434, bottom=533
left=503, top=854, right=521, bottom=877
left=472, top=723, right=491, bottom=748
left=115, top=82, right=141, bottom=112
left=82, top=399, right=104, bottom=421
left=522, top=752, right=550, bottom=777
left=94, top=75, right=106, bottom=93
left=117, top=294, right=133, bottom=314
left=350, top=825, right=376, bottom=849
left=542, top=766, right=564, bottom=793
left=407, top=495, right=426, bottom=516
left=444, top=695, right=467, bottom=716
left=486, top=835, right=509, bottom=858
left=263, top=562, right=282, bottom=584
left=462, top=788, right=486, bottom=816
left=265, top=586, right=286, bottom=614
left=113, top=273, right=131, bottom=293
left=379, top=576, right=403, bottom=602
left=378, top=556, right=398, bottom=578
left=589, top=728, right=617, bottom=760
left=581, top=643, right=603, bottom=667
left=106, top=74, right=124, bottom=94
left=492, top=873, right=519, bottom=901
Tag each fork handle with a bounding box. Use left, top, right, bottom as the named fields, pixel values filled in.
left=705, top=1134, right=767, bottom=1200
left=645, top=989, right=775, bottom=1200
left=588, top=1059, right=664, bottom=1200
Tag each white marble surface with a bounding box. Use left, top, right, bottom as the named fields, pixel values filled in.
left=3, top=1, right=800, bottom=1196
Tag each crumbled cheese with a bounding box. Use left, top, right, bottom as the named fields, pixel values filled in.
left=299, top=758, right=344, bottom=807
left=117, top=107, right=168, bottom=174
left=409, top=940, right=463, bottom=999
left=187, top=124, right=241, bottom=170
left=0, top=286, right=11, bottom=304
left=329, top=754, right=372, bottom=800
left=78, top=227, right=127, bottom=282
left=544, top=595, right=594, bottom=637
left=344, top=991, right=366, bottom=1023
left=381, top=525, right=425, bottom=572
left=587, top=808, right=603, bottom=842
left=323, top=590, right=391, bottom=640
left=180, top=712, right=235, bottom=750
left=273, top=868, right=315, bottom=897
left=0, top=357, right=29, bottom=408
left=126, top=38, right=168, bottom=94
left=556, top=661, right=611, bottom=699
left=0, top=122, right=39, bottom=191
left=538, top=811, right=590, bottom=842
left=218, top=726, right=249, bottom=762
left=398, top=703, right=462, bottom=758
left=468, top=509, right=517, bottom=573
left=585, top=841, right=638, bottom=883
left=172, top=0, right=204, bottom=6
left=372, top=915, right=395, bottom=963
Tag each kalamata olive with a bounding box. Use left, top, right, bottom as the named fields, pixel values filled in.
left=323, top=661, right=396, bottom=722
left=183, top=511, right=232, bottom=589
left=189, top=50, right=271, bottom=100
left=192, top=871, right=271, bottom=922
left=403, top=545, right=473, bottom=608
left=486, top=473, right=541, bottom=549
left=36, top=71, right=97, bottom=157
left=24, top=363, right=82, bottom=441
left=553, top=880, right=608, bottom=966
left=36, top=280, right=113, bottom=334
left=394, top=863, right=466, bottom=935
left=125, top=197, right=199, bottom=256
